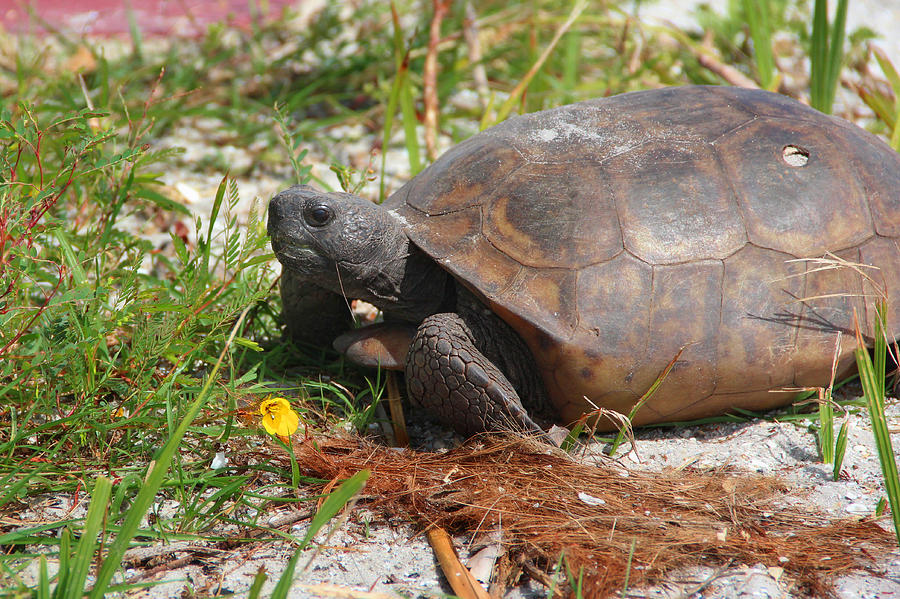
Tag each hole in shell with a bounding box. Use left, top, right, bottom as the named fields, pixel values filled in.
left=782, top=144, right=810, bottom=167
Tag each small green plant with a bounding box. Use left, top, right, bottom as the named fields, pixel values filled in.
left=809, top=0, right=848, bottom=113
left=854, top=301, right=900, bottom=544
left=273, top=103, right=314, bottom=186
left=813, top=339, right=852, bottom=481
left=817, top=387, right=852, bottom=481
left=856, top=46, right=900, bottom=150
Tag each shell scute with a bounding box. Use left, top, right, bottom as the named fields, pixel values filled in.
left=716, top=118, right=873, bottom=256
left=483, top=161, right=622, bottom=269
left=609, top=141, right=747, bottom=264
left=404, top=136, right=524, bottom=215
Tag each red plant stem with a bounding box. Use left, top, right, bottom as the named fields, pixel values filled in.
left=34, top=129, right=44, bottom=188
left=10, top=144, right=24, bottom=182
left=0, top=263, right=65, bottom=358
left=28, top=157, right=78, bottom=228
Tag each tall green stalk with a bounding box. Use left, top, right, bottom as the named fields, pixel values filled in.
left=743, top=0, right=777, bottom=90
left=854, top=302, right=900, bottom=545
left=809, top=0, right=848, bottom=113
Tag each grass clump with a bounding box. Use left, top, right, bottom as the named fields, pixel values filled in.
left=854, top=302, right=900, bottom=545
left=0, top=84, right=319, bottom=595
left=0, top=100, right=275, bottom=467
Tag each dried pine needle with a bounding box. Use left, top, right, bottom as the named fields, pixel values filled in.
left=288, top=436, right=893, bottom=597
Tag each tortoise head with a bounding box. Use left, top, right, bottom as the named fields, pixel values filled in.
left=267, top=184, right=416, bottom=310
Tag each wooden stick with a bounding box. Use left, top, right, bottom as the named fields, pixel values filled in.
left=426, top=527, right=492, bottom=599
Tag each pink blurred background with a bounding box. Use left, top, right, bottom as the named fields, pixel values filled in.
left=0, top=0, right=299, bottom=36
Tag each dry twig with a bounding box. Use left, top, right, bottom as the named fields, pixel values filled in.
left=424, top=0, right=452, bottom=161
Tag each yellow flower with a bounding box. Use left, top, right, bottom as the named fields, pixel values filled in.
left=259, top=397, right=300, bottom=438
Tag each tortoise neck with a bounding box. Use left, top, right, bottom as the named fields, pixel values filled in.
left=333, top=232, right=452, bottom=323
left=392, top=243, right=455, bottom=321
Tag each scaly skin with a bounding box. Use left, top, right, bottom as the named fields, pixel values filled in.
left=406, top=313, right=545, bottom=436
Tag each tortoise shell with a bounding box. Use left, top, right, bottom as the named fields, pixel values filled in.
left=389, top=86, right=900, bottom=426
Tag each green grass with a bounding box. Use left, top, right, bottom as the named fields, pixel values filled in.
left=742, top=0, right=778, bottom=90
left=809, top=0, right=848, bottom=113
left=2, top=0, right=900, bottom=595
left=855, top=302, right=900, bottom=544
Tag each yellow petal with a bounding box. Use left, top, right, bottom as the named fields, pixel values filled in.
left=259, top=396, right=291, bottom=415
left=259, top=396, right=300, bottom=437
left=275, top=408, right=300, bottom=436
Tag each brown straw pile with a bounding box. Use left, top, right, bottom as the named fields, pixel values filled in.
left=289, top=435, right=893, bottom=597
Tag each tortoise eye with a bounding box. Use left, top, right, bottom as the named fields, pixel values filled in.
left=304, top=204, right=334, bottom=227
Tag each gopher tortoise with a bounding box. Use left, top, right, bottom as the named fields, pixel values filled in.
left=268, top=85, right=900, bottom=437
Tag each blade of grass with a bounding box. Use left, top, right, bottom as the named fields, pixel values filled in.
left=608, top=347, right=684, bottom=457
left=819, top=387, right=834, bottom=464
left=824, top=0, right=848, bottom=109
left=875, top=300, right=887, bottom=399
left=299, top=469, right=370, bottom=552
left=809, top=0, right=828, bottom=110
left=856, top=85, right=897, bottom=129
left=872, top=46, right=900, bottom=151
left=55, top=528, right=72, bottom=598
left=124, top=0, right=144, bottom=61
left=398, top=68, right=421, bottom=176
left=206, top=177, right=227, bottom=254
left=873, top=46, right=900, bottom=99
left=38, top=556, right=49, bottom=599
left=819, top=333, right=843, bottom=465
left=743, top=0, right=776, bottom=90
left=380, top=2, right=419, bottom=201
left=247, top=567, right=267, bottom=599
left=564, top=556, right=585, bottom=599
left=492, top=0, right=587, bottom=125
left=621, top=538, right=636, bottom=598
left=63, top=476, right=112, bottom=599
left=854, top=303, right=900, bottom=545
left=833, top=417, right=849, bottom=481
left=53, top=229, right=88, bottom=286
left=562, top=29, right=581, bottom=102
left=269, top=545, right=303, bottom=599
left=809, top=0, right=848, bottom=113
left=560, top=418, right=586, bottom=452
left=88, top=305, right=254, bottom=598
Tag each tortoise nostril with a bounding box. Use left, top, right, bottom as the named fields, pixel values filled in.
left=782, top=144, right=809, bottom=167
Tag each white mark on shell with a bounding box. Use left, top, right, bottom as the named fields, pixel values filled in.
left=388, top=209, right=410, bottom=228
